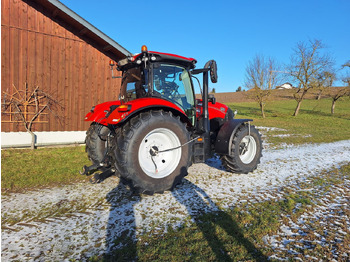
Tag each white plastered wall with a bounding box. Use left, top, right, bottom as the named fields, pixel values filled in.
left=1, top=131, right=86, bottom=148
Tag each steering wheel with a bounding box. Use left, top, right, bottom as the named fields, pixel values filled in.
left=162, top=81, right=179, bottom=97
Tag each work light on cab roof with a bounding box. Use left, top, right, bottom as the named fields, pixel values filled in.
left=81, top=45, right=263, bottom=194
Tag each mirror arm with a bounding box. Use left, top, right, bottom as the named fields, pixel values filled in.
left=191, top=68, right=210, bottom=75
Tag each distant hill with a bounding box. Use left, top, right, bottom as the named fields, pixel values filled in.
left=196, top=87, right=347, bottom=104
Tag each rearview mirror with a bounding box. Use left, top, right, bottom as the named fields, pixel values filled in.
left=204, top=60, right=218, bottom=83
left=210, top=60, right=218, bottom=83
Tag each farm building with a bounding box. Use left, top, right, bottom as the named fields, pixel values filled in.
left=276, top=83, right=294, bottom=89
left=1, top=0, right=131, bottom=147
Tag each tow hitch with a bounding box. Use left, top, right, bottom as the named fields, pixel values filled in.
left=80, top=130, right=116, bottom=183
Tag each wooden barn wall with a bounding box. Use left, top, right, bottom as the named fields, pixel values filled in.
left=1, top=0, right=122, bottom=132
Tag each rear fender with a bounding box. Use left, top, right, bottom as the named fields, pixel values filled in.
left=105, top=97, right=192, bottom=126
left=214, top=119, right=253, bottom=155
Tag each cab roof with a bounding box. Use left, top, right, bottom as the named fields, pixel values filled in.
left=117, top=50, right=197, bottom=71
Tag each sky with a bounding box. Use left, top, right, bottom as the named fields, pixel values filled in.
left=59, top=0, right=350, bottom=93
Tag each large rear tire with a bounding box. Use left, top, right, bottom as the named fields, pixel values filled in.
left=114, top=110, right=191, bottom=194
left=221, top=124, right=262, bottom=174
left=85, top=123, right=110, bottom=164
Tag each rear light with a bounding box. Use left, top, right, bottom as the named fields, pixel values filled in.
left=118, top=104, right=132, bottom=112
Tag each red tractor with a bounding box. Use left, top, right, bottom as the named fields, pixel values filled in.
left=81, top=46, right=262, bottom=194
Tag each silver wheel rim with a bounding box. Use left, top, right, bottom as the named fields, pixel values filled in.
left=239, top=135, right=257, bottom=164
left=138, top=128, right=181, bottom=178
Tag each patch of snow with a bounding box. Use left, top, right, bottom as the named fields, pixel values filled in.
left=267, top=176, right=350, bottom=260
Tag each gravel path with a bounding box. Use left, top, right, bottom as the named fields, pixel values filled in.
left=2, top=139, right=350, bottom=261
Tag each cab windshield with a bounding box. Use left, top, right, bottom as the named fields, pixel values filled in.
left=152, top=64, right=195, bottom=114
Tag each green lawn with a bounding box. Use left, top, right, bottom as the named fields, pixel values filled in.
left=1, top=145, right=90, bottom=193
left=228, top=97, right=350, bottom=145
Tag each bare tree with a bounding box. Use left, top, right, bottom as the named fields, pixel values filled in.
left=244, top=55, right=281, bottom=118
left=312, top=70, right=336, bottom=100
left=2, top=83, right=64, bottom=149
left=342, top=60, right=350, bottom=68
left=329, top=87, right=350, bottom=114
left=342, top=61, right=350, bottom=87
left=287, top=39, right=334, bottom=116
left=329, top=61, right=350, bottom=114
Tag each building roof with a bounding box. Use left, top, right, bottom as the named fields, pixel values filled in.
left=33, top=0, right=131, bottom=60
left=276, top=82, right=293, bottom=89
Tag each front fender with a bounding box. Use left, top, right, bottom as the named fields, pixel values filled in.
left=84, top=101, right=122, bottom=125
left=214, top=119, right=252, bottom=155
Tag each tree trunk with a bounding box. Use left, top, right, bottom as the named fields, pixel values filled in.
left=259, top=102, right=265, bottom=118
left=293, top=89, right=308, bottom=116
left=293, top=101, right=302, bottom=116
left=316, top=91, right=322, bottom=100
left=331, top=100, right=336, bottom=114
left=29, top=130, right=36, bottom=150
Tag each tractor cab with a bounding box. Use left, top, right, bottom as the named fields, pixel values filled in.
left=111, top=46, right=198, bottom=125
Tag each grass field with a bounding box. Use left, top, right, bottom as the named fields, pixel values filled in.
left=2, top=97, right=349, bottom=193
left=1, top=145, right=90, bottom=193
left=229, top=97, right=350, bottom=145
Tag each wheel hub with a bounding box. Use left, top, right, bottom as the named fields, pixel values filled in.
left=149, top=146, right=159, bottom=156
left=239, top=135, right=257, bottom=164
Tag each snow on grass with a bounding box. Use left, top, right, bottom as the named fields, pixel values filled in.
left=1, top=139, right=350, bottom=261
left=266, top=178, right=350, bottom=261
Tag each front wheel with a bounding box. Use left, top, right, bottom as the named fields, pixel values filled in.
left=221, top=124, right=262, bottom=174
left=85, top=123, right=110, bottom=164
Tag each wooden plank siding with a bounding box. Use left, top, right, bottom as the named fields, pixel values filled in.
left=1, top=0, right=123, bottom=132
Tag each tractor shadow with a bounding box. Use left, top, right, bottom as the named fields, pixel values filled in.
left=100, top=172, right=267, bottom=261
left=172, top=179, right=268, bottom=261
left=94, top=172, right=140, bottom=261
left=105, top=185, right=141, bottom=261
left=204, top=154, right=227, bottom=171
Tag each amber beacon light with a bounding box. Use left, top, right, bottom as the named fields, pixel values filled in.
left=141, top=45, right=148, bottom=52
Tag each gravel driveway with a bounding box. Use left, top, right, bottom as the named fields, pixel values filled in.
left=2, top=138, right=350, bottom=261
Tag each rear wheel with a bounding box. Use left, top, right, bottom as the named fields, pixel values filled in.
left=221, top=124, right=262, bottom=174
left=114, top=110, right=191, bottom=194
